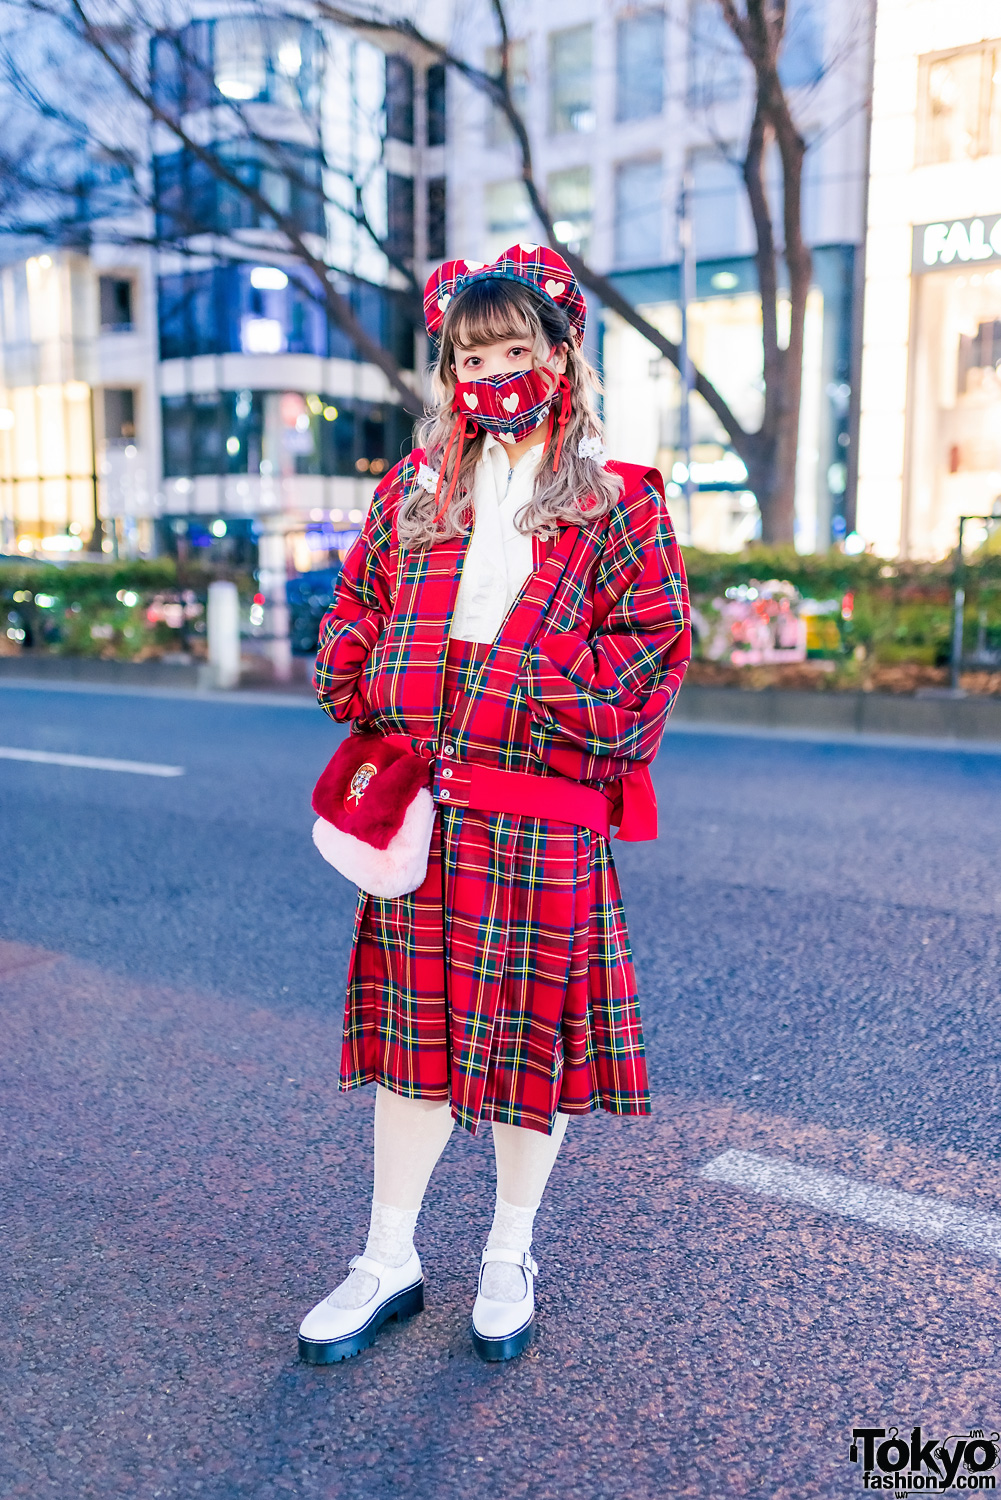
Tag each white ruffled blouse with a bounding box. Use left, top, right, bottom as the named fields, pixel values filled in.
left=449, top=435, right=541, bottom=644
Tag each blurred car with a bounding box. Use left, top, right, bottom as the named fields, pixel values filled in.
left=286, top=566, right=342, bottom=656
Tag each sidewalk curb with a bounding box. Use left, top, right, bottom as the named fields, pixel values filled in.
left=0, top=676, right=318, bottom=708
left=4, top=662, right=1001, bottom=744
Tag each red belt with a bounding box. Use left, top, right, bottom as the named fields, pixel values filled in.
left=435, top=760, right=658, bottom=842
left=380, top=730, right=659, bottom=842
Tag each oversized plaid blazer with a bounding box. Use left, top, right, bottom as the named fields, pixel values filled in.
left=314, top=450, right=691, bottom=1133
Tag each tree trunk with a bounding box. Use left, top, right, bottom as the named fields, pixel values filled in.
left=718, top=0, right=814, bottom=546
left=764, top=61, right=812, bottom=547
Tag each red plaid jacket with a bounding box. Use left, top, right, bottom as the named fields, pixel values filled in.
left=314, top=449, right=690, bottom=1132
left=314, top=451, right=691, bottom=783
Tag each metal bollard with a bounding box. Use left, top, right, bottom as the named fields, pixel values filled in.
left=207, top=579, right=241, bottom=690
left=257, top=529, right=292, bottom=683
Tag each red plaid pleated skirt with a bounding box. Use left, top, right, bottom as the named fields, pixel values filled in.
left=339, top=639, right=651, bottom=1135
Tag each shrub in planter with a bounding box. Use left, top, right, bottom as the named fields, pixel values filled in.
left=0, top=560, right=217, bottom=660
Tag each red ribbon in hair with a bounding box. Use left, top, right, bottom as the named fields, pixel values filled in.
left=541, top=374, right=573, bottom=472
left=433, top=408, right=478, bottom=524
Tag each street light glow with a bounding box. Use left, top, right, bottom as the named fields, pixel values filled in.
left=250, top=267, right=289, bottom=290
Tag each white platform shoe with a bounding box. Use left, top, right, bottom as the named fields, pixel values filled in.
left=298, top=1249, right=424, bottom=1365
left=470, top=1247, right=538, bottom=1362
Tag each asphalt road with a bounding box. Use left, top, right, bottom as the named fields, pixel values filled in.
left=2, top=682, right=1001, bottom=1500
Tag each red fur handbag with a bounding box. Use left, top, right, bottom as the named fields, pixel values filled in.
left=311, top=734, right=435, bottom=899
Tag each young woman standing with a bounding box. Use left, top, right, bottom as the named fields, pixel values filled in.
left=298, top=245, right=690, bottom=1365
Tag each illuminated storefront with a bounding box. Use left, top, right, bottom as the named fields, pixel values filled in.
left=907, top=215, right=1001, bottom=557
left=0, top=255, right=97, bottom=554
left=602, top=249, right=853, bottom=553
left=857, top=5, right=1001, bottom=557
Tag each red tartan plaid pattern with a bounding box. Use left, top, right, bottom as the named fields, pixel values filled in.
left=316, top=454, right=690, bottom=1134
left=423, top=242, right=587, bottom=344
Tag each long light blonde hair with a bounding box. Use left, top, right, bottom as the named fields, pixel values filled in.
left=397, top=278, right=622, bottom=549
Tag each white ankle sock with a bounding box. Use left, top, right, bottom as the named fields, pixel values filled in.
left=481, top=1196, right=538, bottom=1303
left=327, top=1201, right=420, bottom=1311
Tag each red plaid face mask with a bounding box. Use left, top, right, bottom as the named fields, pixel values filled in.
left=452, top=364, right=555, bottom=445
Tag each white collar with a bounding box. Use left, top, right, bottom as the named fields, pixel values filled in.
left=482, top=433, right=544, bottom=475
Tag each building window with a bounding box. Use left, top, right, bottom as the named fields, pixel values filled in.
left=158, top=265, right=415, bottom=368
left=103, top=388, right=136, bottom=444
left=548, top=166, right=592, bottom=255
left=154, top=143, right=325, bottom=241
left=918, top=42, right=1001, bottom=165
left=778, top=0, right=823, bottom=89
left=614, top=159, right=662, bottom=266
left=427, top=63, right=446, bottom=146
left=385, top=54, right=415, bottom=143
left=689, top=148, right=745, bottom=259
left=485, top=179, right=533, bottom=258
left=616, top=11, right=665, bottom=122
left=548, top=25, right=594, bottom=135
left=192, top=393, right=225, bottom=475
left=0, top=378, right=95, bottom=548
left=99, top=276, right=134, bottom=331
left=485, top=40, right=529, bottom=147
left=688, top=1, right=746, bottom=107
left=161, top=391, right=412, bottom=479
left=212, top=17, right=267, bottom=101
left=386, top=173, right=415, bottom=261
left=150, top=17, right=320, bottom=115
left=427, top=177, right=447, bottom=259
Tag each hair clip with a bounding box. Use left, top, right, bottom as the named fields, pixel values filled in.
left=577, top=435, right=607, bottom=463
left=416, top=462, right=441, bottom=495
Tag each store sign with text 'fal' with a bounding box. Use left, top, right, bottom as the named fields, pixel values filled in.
left=913, top=215, right=1001, bottom=273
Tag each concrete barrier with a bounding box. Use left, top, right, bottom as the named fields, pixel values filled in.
left=671, top=685, right=1001, bottom=741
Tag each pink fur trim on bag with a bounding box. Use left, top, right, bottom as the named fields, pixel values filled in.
left=311, top=788, right=435, bottom=899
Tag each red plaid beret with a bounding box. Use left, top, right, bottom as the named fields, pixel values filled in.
left=424, top=243, right=586, bottom=345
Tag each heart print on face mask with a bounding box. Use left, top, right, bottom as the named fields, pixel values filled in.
left=452, top=364, right=556, bottom=444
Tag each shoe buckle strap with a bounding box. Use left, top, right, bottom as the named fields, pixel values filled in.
left=349, top=1253, right=391, bottom=1280
left=480, top=1247, right=538, bottom=1277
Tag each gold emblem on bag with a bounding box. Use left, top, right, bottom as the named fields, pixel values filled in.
left=346, top=762, right=378, bottom=807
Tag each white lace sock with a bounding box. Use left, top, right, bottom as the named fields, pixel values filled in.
left=481, top=1196, right=540, bottom=1302
left=327, top=1086, right=454, bottom=1312
left=481, top=1114, right=570, bottom=1302
left=327, top=1200, right=420, bottom=1310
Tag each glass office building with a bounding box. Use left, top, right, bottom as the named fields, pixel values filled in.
left=0, top=13, right=434, bottom=567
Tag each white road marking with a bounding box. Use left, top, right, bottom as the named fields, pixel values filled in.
left=701, top=1149, right=1001, bottom=1261
left=0, top=746, right=184, bottom=777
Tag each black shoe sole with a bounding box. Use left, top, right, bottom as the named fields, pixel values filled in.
left=471, top=1315, right=535, bottom=1363
left=298, top=1280, right=425, bottom=1365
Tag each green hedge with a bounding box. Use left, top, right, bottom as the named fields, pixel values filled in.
left=4, top=548, right=1000, bottom=667
left=682, top=546, right=1001, bottom=667
left=681, top=545, right=1001, bottom=595
left=1, top=560, right=202, bottom=660
left=0, top=559, right=179, bottom=598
